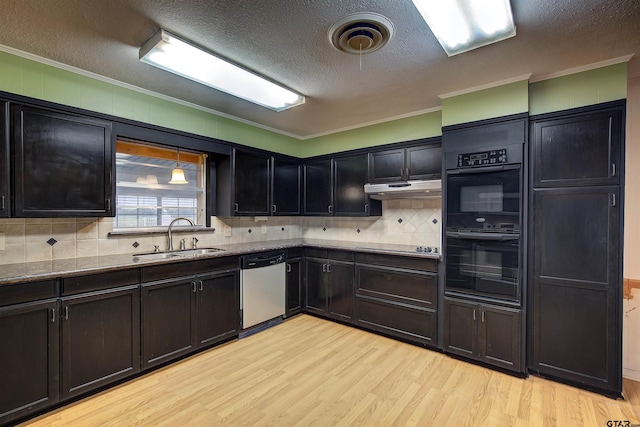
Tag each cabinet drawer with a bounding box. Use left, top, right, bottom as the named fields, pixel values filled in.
left=356, top=264, right=437, bottom=308
left=327, top=249, right=354, bottom=262
left=356, top=252, right=437, bottom=272
left=0, top=279, right=58, bottom=307
left=141, top=256, right=239, bottom=282
left=356, top=296, right=436, bottom=346
left=62, top=268, right=138, bottom=295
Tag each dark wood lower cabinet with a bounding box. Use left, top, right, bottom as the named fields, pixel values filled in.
left=354, top=253, right=439, bottom=347
left=61, top=286, right=140, bottom=399
left=356, top=296, right=436, bottom=346
left=304, top=250, right=355, bottom=323
left=142, top=277, right=198, bottom=369
left=142, top=270, right=240, bottom=369
left=444, top=298, right=522, bottom=373
left=0, top=299, right=59, bottom=426
left=285, top=258, right=302, bottom=317
left=196, top=271, right=239, bottom=347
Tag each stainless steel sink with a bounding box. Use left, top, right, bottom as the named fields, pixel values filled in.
left=133, top=247, right=225, bottom=261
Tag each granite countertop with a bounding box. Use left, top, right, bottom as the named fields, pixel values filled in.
left=0, top=239, right=440, bottom=286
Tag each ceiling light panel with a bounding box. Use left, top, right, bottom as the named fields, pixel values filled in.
left=140, top=29, right=305, bottom=112
left=411, top=0, right=516, bottom=56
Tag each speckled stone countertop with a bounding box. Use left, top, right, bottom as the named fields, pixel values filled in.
left=0, top=239, right=440, bottom=286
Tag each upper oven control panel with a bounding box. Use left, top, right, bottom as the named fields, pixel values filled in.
left=457, top=149, right=507, bottom=167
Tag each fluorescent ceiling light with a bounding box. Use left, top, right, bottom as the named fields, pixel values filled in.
left=140, top=29, right=305, bottom=112
left=411, top=0, right=516, bottom=56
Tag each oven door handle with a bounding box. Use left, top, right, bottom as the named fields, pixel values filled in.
left=446, top=164, right=520, bottom=175
left=446, top=231, right=520, bottom=241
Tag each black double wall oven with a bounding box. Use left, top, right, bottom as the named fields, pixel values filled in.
left=445, top=145, right=523, bottom=302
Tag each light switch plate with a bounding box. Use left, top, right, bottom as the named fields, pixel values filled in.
left=261, top=225, right=267, bottom=234
left=223, top=225, right=231, bottom=237
left=0, top=232, right=4, bottom=250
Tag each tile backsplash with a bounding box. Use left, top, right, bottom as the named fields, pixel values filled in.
left=0, top=199, right=441, bottom=265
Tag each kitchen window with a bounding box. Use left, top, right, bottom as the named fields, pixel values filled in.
left=114, top=140, right=207, bottom=229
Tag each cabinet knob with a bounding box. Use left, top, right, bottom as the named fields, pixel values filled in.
left=328, top=205, right=333, bottom=214
left=272, top=204, right=277, bottom=213
left=287, top=263, right=292, bottom=273
left=234, top=203, right=239, bottom=213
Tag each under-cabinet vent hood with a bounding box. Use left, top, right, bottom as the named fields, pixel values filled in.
left=364, top=179, right=442, bottom=200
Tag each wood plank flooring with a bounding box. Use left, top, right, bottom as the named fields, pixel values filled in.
left=20, top=315, right=640, bottom=426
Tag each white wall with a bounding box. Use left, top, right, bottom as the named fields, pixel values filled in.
left=623, top=77, right=640, bottom=381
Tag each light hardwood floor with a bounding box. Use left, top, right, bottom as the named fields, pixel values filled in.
left=20, top=315, right=640, bottom=427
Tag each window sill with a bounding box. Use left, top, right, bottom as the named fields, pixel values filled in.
left=108, top=226, right=215, bottom=237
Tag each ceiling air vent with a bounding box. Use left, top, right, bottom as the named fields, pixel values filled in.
left=328, top=13, right=394, bottom=55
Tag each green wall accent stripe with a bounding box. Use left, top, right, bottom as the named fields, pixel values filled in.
left=0, top=50, right=302, bottom=156
left=441, top=80, right=529, bottom=126
left=300, top=111, right=443, bottom=158
left=529, top=63, right=627, bottom=116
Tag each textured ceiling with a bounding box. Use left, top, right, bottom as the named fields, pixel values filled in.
left=0, top=0, right=638, bottom=138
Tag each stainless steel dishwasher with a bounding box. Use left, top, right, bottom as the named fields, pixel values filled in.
left=240, top=251, right=286, bottom=331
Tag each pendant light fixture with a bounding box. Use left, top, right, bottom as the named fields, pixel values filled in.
left=169, top=147, right=189, bottom=184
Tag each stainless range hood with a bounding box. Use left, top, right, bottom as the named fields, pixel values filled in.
left=364, top=179, right=442, bottom=200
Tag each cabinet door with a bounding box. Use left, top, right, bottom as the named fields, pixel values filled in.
left=0, top=300, right=59, bottom=425
left=61, top=286, right=140, bottom=399
left=407, top=144, right=441, bottom=180
left=530, top=186, right=620, bottom=393
left=333, top=154, right=369, bottom=216
left=11, top=105, right=114, bottom=217
left=304, top=258, right=327, bottom=315
left=273, top=156, right=301, bottom=215
left=286, top=258, right=302, bottom=317
left=196, top=271, right=239, bottom=348
left=234, top=149, right=271, bottom=215
left=369, top=148, right=405, bottom=183
left=443, top=298, right=477, bottom=358
left=303, top=159, right=332, bottom=215
left=142, top=278, right=197, bottom=369
left=0, top=101, right=8, bottom=218
left=532, top=107, right=623, bottom=187
left=327, top=260, right=354, bottom=322
left=479, top=305, right=521, bottom=372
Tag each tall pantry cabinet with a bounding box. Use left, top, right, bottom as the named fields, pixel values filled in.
left=528, top=101, right=624, bottom=397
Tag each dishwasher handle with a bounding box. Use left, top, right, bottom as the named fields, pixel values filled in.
left=241, top=251, right=286, bottom=269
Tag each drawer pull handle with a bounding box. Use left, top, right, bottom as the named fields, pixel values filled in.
left=287, top=264, right=292, bottom=273
left=199, top=280, right=204, bottom=291
left=64, top=306, right=69, bottom=321
left=51, top=307, right=56, bottom=323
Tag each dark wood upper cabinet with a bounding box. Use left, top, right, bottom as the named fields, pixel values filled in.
left=11, top=104, right=114, bottom=217
left=233, top=149, right=271, bottom=215
left=0, top=101, right=8, bottom=218
left=369, top=148, right=405, bottom=183
left=303, top=158, right=333, bottom=215
left=272, top=156, right=301, bottom=215
left=0, top=299, right=59, bottom=426
left=303, top=154, right=381, bottom=217
left=369, top=141, right=442, bottom=183
left=406, top=144, right=442, bottom=180
left=217, top=149, right=300, bottom=216
left=333, top=154, right=370, bottom=216
left=531, top=106, right=623, bottom=187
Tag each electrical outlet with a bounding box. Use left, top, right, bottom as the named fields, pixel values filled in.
left=223, top=225, right=232, bottom=237
left=0, top=232, right=4, bottom=250
left=261, top=225, right=267, bottom=234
